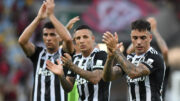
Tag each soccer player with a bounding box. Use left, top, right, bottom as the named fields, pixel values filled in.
left=146, top=17, right=169, bottom=100
left=65, top=16, right=80, bottom=101
left=102, top=19, right=166, bottom=101
left=46, top=25, right=111, bottom=101
left=18, top=0, right=74, bottom=101
left=126, top=17, right=169, bottom=100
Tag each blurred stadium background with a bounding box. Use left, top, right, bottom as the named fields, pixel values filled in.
left=0, top=0, right=180, bottom=101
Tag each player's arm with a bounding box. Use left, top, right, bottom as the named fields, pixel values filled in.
left=147, top=17, right=169, bottom=65
left=66, top=16, right=80, bottom=30
left=18, top=2, right=47, bottom=57
left=102, top=32, right=124, bottom=81
left=114, top=50, right=150, bottom=79
left=59, top=75, right=75, bottom=92
left=103, top=31, right=150, bottom=79
left=62, top=53, right=103, bottom=84
left=46, top=60, right=75, bottom=92
left=45, top=0, right=74, bottom=54
left=103, top=53, right=123, bottom=81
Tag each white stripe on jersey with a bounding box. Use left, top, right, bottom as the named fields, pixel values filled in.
left=160, top=63, right=166, bottom=101
left=93, top=84, right=98, bottom=101
left=41, top=76, right=45, bottom=101
left=108, top=82, right=112, bottom=101
left=145, top=76, right=151, bottom=101
left=50, top=70, right=55, bottom=101
left=41, top=52, right=48, bottom=101
left=33, top=49, right=45, bottom=101
left=135, top=82, right=140, bottom=101
left=84, top=83, right=89, bottom=101
left=60, top=84, right=64, bottom=101
left=128, top=85, right=132, bottom=101
left=78, top=85, right=82, bottom=98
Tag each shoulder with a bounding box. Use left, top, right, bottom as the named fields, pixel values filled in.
left=73, top=53, right=82, bottom=59
left=30, top=45, right=44, bottom=56
left=94, top=50, right=107, bottom=57
left=127, top=53, right=135, bottom=61
left=145, top=47, right=163, bottom=61
left=35, top=46, right=44, bottom=52
left=143, top=47, right=164, bottom=68
left=29, top=46, right=44, bottom=62
left=93, top=50, right=107, bottom=60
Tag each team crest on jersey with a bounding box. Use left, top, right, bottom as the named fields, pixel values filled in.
left=96, top=60, right=103, bottom=66
left=145, top=58, right=154, bottom=68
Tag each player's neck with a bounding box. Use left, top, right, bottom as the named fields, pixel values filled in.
left=47, top=47, right=58, bottom=54
left=82, top=48, right=94, bottom=57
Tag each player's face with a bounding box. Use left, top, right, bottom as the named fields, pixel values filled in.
left=131, top=30, right=152, bottom=56
left=43, top=28, right=61, bottom=53
left=74, top=29, right=95, bottom=53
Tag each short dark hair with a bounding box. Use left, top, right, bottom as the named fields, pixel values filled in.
left=43, top=21, right=55, bottom=29
left=131, top=19, right=151, bottom=32
left=75, top=25, right=92, bottom=32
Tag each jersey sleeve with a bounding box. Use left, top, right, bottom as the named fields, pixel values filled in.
left=28, top=46, right=43, bottom=64
left=67, top=69, right=76, bottom=77
left=141, top=53, right=165, bottom=73
left=92, top=51, right=107, bottom=70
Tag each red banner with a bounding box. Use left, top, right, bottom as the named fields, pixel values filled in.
left=82, top=0, right=158, bottom=33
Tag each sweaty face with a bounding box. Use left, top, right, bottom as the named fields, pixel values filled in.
left=131, top=30, right=152, bottom=56
left=43, top=28, right=60, bottom=53
left=74, top=29, right=95, bottom=53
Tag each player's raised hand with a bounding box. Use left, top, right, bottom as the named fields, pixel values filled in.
left=37, top=1, right=47, bottom=20
left=66, top=16, right=80, bottom=30
left=46, top=59, right=64, bottom=76
left=147, top=17, right=157, bottom=32
left=117, top=42, right=124, bottom=52
left=102, top=31, right=118, bottom=54
left=45, top=0, right=55, bottom=17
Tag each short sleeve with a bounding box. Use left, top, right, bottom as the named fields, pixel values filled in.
left=67, top=69, right=76, bottom=77
left=92, top=51, right=107, bottom=70
left=141, top=53, right=165, bottom=73
left=28, top=46, right=43, bottom=63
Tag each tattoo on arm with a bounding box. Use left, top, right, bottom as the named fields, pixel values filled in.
left=59, top=75, right=74, bottom=92
left=103, top=55, right=122, bottom=81
left=103, top=55, right=114, bottom=81
left=67, top=62, right=103, bottom=84
left=114, top=50, right=150, bottom=79
left=113, top=66, right=123, bottom=79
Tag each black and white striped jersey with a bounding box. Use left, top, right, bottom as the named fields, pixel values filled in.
left=67, top=48, right=111, bottom=101
left=29, top=46, right=68, bottom=101
left=125, top=47, right=166, bottom=101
